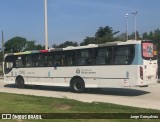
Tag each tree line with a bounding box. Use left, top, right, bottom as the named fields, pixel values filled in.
left=3, top=26, right=160, bottom=53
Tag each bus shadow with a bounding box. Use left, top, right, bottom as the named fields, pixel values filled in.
left=85, top=88, right=150, bottom=96
left=4, top=84, right=150, bottom=96
left=4, top=84, right=71, bottom=92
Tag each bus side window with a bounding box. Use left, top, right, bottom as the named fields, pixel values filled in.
left=15, top=56, right=23, bottom=68
left=113, top=46, right=134, bottom=65
left=114, top=47, right=124, bottom=64
left=53, top=52, right=61, bottom=67
left=87, top=49, right=95, bottom=65
left=6, top=62, right=13, bottom=69
left=32, top=54, right=38, bottom=67
left=77, top=50, right=88, bottom=65
left=26, top=55, right=33, bottom=67
left=47, top=53, right=53, bottom=67
left=32, top=53, right=54, bottom=67
left=96, top=47, right=111, bottom=65
left=61, top=53, right=66, bottom=66
left=37, top=54, right=44, bottom=66
left=67, top=57, right=74, bottom=65
left=66, top=51, right=75, bottom=66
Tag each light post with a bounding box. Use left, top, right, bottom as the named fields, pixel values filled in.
left=132, top=11, right=138, bottom=40
left=44, top=0, right=48, bottom=50
left=2, top=30, right=4, bottom=61
left=125, top=13, right=129, bottom=41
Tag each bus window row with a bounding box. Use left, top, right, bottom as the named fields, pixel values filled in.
left=9, top=45, right=135, bottom=68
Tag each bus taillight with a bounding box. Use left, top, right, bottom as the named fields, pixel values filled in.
left=140, top=66, right=143, bottom=80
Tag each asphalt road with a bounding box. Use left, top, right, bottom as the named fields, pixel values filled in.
left=0, top=79, right=160, bottom=110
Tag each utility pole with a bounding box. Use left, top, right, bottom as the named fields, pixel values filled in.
left=132, top=11, right=138, bottom=40
left=44, top=0, right=48, bottom=50
left=2, top=30, right=4, bottom=61
left=125, top=13, right=129, bottom=41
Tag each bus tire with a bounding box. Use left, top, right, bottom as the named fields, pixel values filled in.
left=71, top=77, right=85, bottom=93
left=16, top=76, right=25, bottom=88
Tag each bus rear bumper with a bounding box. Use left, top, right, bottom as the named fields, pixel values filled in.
left=135, top=79, right=158, bottom=87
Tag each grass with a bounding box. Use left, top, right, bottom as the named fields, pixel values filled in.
left=0, top=92, right=160, bottom=122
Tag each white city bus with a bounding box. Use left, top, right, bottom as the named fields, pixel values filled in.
left=3, top=40, right=158, bottom=92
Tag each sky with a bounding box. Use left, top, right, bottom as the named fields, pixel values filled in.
left=0, top=0, right=160, bottom=48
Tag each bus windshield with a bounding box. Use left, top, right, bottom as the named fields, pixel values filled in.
left=4, top=55, right=14, bottom=74
left=142, top=42, right=157, bottom=60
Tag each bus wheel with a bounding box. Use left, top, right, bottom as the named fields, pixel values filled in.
left=16, top=76, right=25, bottom=88
left=71, top=77, right=85, bottom=93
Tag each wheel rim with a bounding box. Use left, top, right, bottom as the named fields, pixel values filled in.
left=75, top=82, right=82, bottom=90
left=71, top=77, right=85, bottom=93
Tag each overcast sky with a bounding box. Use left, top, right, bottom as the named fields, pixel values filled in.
left=0, top=0, right=159, bottom=47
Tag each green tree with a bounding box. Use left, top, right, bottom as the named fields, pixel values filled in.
left=80, top=26, right=119, bottom=45
left=116, top=33, right=126, bottom=41
left=153, top=29, right=160, bottom=41
left=4, top=37, right=45, bottom=53
left=52, top=41, right=78, bottom=48
left=4, top=36, right=27, bottom=53
left=95, top=26, right=119, bottom=43
left=128, top=31, right=141, bottom=40
left=80, top=37, right=95, bottom=46
left=36, top=44, right=45, bottom=50
left=25, top=40, right=44, bottom=51
left=142, top=29, right=160, bottom=48
left=95, top=26, right=119, bottom=39
left=142, top=32, right=149, bottom=40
